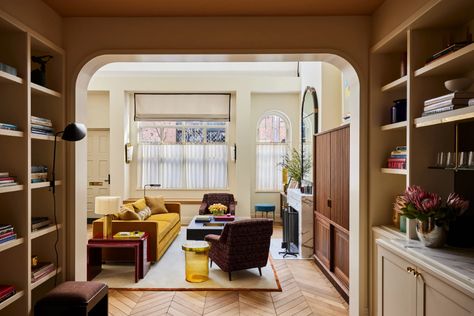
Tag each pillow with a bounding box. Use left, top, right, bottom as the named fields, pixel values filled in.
left=132, top=199, right=147, bottom=212
left=117, top=208, right=140, bottom=220
left=145, top=196, right=168, bottom=214
left=136, top=206, right=152, bottom=220
left=122, top=203, right=134, bottom=212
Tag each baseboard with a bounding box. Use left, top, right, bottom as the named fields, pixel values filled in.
left=313, top=254, right=349, bottom=303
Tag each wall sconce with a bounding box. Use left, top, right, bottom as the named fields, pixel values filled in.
left=144, top=183, right=161, bottom=197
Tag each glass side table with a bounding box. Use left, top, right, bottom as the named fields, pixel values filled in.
left=182, top=241, right=210, bottom=283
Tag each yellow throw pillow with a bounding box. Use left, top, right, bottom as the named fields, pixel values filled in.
left=118, top=208, right=140, bottom=220
left=122, top=203, right=134, bottom=212
left=145, top=196, right=168, bottom=214
left=132, top=198, right=147, bottom=212
left=137, top=206, right=152, bottom=220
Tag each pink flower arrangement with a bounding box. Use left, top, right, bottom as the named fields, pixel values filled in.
left=401, top=185, right=469, bottom=223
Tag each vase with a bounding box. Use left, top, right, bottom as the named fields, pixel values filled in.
left=416, top=218, right=446, bottom=248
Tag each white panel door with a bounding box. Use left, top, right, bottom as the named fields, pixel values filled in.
left=87, top=130, right=110, bottom=214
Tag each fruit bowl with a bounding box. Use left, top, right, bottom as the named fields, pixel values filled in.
left=444, top=78, right=473, bottom=92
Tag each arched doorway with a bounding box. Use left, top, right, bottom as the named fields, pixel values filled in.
left=71, top=53, right=366, bottom=315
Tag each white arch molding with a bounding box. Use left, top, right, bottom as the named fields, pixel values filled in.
left=71, top=53, right=367, bottom=316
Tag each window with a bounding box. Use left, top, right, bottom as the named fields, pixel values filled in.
left=138, top=121, right=228, bottom=189
left=256, top=113, right=289, bottom=191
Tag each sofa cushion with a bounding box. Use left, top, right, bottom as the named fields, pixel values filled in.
left=156, top=220, right=174, bottom=240
left=122, top=203, right=134, bottom=211
left=132, top=198, right=147, bottom=212
left=145, top=196, right=168, bottom=214
left=118, top=208, right=140, bottom=220
left=148, top=213, right=179, bottom=226
left=137, top=206, right=152, bottom=220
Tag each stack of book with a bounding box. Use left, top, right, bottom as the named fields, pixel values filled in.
left=31, top=262, right=55, bottom=283
left=0, top=285, right=16, bottom=303
left=422, top=92, right=474, bottom=116
left=0, top=172, right=18, bottom=188
left=194, top=215, right=212, bottom=223
left=387, top=146, right=407, bottom=169
left=31, top=217, right=51, bottom=231
left=31, top=116, right=54, bottom=136
left=31, top=165, right=48, bottom=183
left=0, top=122, right=19, bottom=132
left=0, top=224, right=17, bottom=244
left=0, top=62, right=17, bottom=76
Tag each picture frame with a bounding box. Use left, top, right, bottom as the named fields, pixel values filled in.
left=125, top=143, right=134, bottom=163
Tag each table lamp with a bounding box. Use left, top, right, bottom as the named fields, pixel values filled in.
left=95, top=196, right=121, bottom=238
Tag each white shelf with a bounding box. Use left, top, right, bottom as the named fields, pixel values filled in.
left=30, top=83, right=61, bottom=98
left=381, top=121, right=407, bottom=131
left=0, top=237, right=24, bottom=253
left=31, top=224, right=62, bottom=240
left=0, top=129, right=23, bottom=137
left=0, top=184, right=24, bottom=194
left=381, top=168, right=407, bottom=175
left=0, top=290, right=24, bottom=311
left=414, top=106, right=474, bottom=128
left=31, top=180, right=61, bottom=189
left=0, top=70, right=23, bottom=85
left=31, top=267, right=61, bottom=290
left=381, top=76, right=407, bottom=92
left=31, top=133, right=56, bottom=141
left=414, top=43, right=474, bottom=77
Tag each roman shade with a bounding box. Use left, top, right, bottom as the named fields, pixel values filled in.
left=134, top=93, right=231, bottom=121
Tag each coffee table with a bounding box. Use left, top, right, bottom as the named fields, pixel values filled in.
left=87, top=233, right=150, bottom=282
left=186, top=216, right=236, bottom=240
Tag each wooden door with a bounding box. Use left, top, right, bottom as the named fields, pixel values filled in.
left=330, top=126, right=350, bottom=230
left=315, top=132, right=331, bottom=218
left=377, top=246, right=417, bottom=316
left=87, top=130, right=110, bottom=215
left=314, top=213, right=331, bottom=269
left=333, top=227, right=349, bottom=288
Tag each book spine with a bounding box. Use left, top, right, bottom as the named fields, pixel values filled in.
left=31, top=166, right=48, bottom=173
left=0, top=290, right=16, bottom=303
left=0, top=233, right=16, bottom=244
left=0, top=227, right=14, bottom=235
left=422, top=106, right=458, bottom=116
left=0, top=231, right=15, bottom=239
left=31, top=221, right=51, bottom=231
left=424, top=100, right=468, bottom=111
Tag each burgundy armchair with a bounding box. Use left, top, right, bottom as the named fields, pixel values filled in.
left=199, top=193, right=236, bottom=215
left=204, top=219, right=273, bottom=281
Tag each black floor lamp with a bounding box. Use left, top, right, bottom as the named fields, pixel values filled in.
left=50, top=122, right=86, bottom=285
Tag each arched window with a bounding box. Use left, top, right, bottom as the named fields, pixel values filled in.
left=256, top=112, right=290, bottom=191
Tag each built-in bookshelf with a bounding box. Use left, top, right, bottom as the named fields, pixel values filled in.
left=0, top=9, right=65, bottom=316
left=369, top=1, right=474, bottom=315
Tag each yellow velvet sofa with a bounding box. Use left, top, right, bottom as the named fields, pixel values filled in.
left=92, top=202, right=181, bottom=262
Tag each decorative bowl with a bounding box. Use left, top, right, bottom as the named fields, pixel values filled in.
left=444, top=78, right=473, bottom=92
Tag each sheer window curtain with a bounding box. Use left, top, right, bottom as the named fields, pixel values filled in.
left=256, top=144, right=288, bottom=191
left=139, top=143, right=228, bottom=189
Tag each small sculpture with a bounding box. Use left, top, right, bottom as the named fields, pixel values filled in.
left=31, top=55, right=53, bottom=86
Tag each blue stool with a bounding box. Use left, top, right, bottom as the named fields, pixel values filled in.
left=255, top=204, right=276, bottom=219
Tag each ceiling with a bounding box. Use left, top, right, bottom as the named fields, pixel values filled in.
left=42, top=0, right=385, bottom=17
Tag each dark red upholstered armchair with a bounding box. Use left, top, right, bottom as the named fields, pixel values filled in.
left=204, top=219, right=273, bottom=281
left=199, top=193, right=236, bottom=215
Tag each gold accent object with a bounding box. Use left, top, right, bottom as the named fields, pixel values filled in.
left=182, top=241, right=210, bottom=283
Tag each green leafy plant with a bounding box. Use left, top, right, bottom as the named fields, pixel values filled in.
left=279, top=148, right=312, bottom=185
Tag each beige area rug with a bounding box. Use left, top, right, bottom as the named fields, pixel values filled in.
left=91, top=228, right=281, bottom=291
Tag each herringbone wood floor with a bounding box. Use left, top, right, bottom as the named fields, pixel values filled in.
left=86, top=225, right=348, bottom=315
left=107, top=259, right=348, bottom=315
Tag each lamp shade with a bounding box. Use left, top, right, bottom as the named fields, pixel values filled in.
left=95, top=196, right=121, bottom=215
left=61, top=122, right=86, bottom=141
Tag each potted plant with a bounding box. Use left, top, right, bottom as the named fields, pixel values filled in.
left=400, top=185, right=469, bottom=248
left=279, top=148, right=311, bottom=189
left=208, top=203, right=228, bottom=216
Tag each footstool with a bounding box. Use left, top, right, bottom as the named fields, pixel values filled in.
left=34, top=281, right=108, bottom=316
left=255, top=203, right=276, bottom=219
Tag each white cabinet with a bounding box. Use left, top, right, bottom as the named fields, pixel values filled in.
left=377, top=241, right=474, bottom=316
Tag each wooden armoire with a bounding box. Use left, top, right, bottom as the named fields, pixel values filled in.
left=313, top=124, right=349, bottom=301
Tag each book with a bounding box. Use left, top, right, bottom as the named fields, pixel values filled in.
left=0, top=231, right=15, bottom=240
left=194, top=215, right=212, bottom=223
left=30, top=116, right=52, bottom=126
left=424, top=92, right=474, bottom=106
left=31, top=178, right=48, bottom=183
left=424, top=100, right=469, bottom=112
left=31, top=217, right=51, bottom=231
left=0, top=172, right=8, bottom=177
left=31, top=262, right=55, bottom=282
left=0, top=285, right=16, bottom=303
left=113, top=231, right=145, bottom=239
left=425, top=41, right=472, bottom=64
left=422, top=105, right=460, bottom=116
left=0, top=225, right=14, bottom=235
left=0, top=179, right=15, bottom=184
left=31, top=166, right=48, bottom=173
left=31, top=124, right=54, bottom=132
left=0, top=233, right=16, bottom=244
left=0, top=123, right=18, bottom=131
left=31, top=172, right=48, bottom=179
left=0, top=182, right=18, bottom=187
left=213, top=215, right=235, bottom=221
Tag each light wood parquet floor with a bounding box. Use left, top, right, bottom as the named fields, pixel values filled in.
left=87, top=225, right=348, bottom=315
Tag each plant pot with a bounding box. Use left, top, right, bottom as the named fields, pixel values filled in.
left=416, top=218, right=446, bottom=248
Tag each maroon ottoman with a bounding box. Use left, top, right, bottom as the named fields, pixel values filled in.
left=34, top=281, right=108, bottom=316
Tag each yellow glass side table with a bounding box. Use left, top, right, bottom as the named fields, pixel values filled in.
left=182, top=241, right=210, bottom=283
